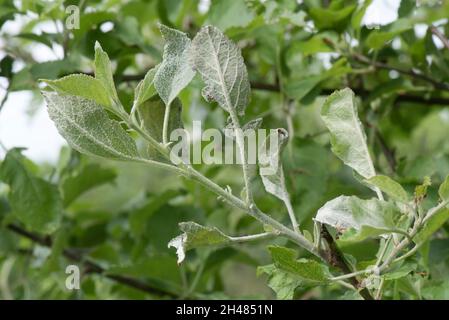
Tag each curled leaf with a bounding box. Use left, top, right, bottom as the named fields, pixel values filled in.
left=168, top=222, right=232, bottom=264
left=259, top=128, right=289, bottom=201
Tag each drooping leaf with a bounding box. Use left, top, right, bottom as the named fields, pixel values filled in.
left=168, top=222, right=233, bottom=264
left=43, top=92, right=139, bottom=161
left=154, top=24, right=195, bottom=106
left=315, top=195, right=401, bottom=242
left=366, top=175, right=409, bottom=203
left=61, top=164, right=117, bottom=207
left=41, top=74, right=112, bottom=108
left=94, top=41, right=120, bottom=106
left=268, top=246, right=330, bottom=284
left=134, top=65, right=159, bottom=108
left=0, top=149, right=62, bottom=233
left=321, top=88, right=376, bottom=179
left=190, top=25, right=250, bottom=116
left=259, top=128, right=290, bottom=201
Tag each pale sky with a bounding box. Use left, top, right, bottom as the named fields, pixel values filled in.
left=0, top=0, right=410, bottom=164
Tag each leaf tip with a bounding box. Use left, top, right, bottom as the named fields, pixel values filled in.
left=94, top=41, right=104, bottom=52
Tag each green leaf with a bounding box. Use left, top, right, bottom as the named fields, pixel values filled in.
left=72, top=11, right=116, bottom=42
left=154, top=24, right=195, bottom=106
left=0, top=149, right=62, bottom=233
left=129, top=190, right=179, bottom=239
left=351, top=0, right=373, bottom=30
left=365, top=18, right=413, bottom=50
left=366, top=175, right=409, bottom=203
left=259, top=128, right=290, bottom=201
left=207, top=0, right=255, bottom=31
left=0, top=55, right=13, bottom=79
left=30, top=59, right=77, bottom=80
left=321, top=88, right=376, bottom=179
left=94, top=42, right=120, bottom=106
left=168, top=222, right=233, bottom=264
left=382, top=263, right=415, bottom=281
left=44, top=227, right=69, bottom=271
left=439, top=174, right=449, bottom=201
left=415, top=209, right=449, bottom=244
left=61, top=164, right=117, bottom=207
left=190, top=25, right=250, bottom=116
left=108, top=254, right=182, bottom=288
left=43, top=92, right=140, bottom=161
left=316, top=195, right=401, bottom=242
left=423, top=281, right=449, bottom=299
left=415, top=176, right=431, bottom=202
left=268, top=246, right=329, bottom=284
left=308, top=4, right=356, bottom=32
left=137, top=95, right=183, bottom=143
left=134, top=65, right=159, bottom=108
left=284, top=75, right=323, bottom=101
left=16, top=32, right=54, bottom=48
left=41, top=74, right=112, bottom=108
left=257, top=264, right=301, bottom=300
left=284, top=58, right=352, bottom=101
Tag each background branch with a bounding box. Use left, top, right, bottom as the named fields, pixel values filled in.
left=6, top=224, right=179, bottom=298
left=351, top=53, right=449, bottom=92
left=75, top=71, right=449, bottom=106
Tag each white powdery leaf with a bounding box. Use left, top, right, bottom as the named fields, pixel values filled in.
left=43, top=92, right=139, bottom=161
left=154, top=24, right=195, bottom=106
left=321, top=88, right=376, bottom=179
left=168, top=222, right=232, bottom=264
left=168, top=233, right=187, bottom=264
left=190, top=25, right=250, bottom=116
left=315, top=195, right=396, bottom=232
